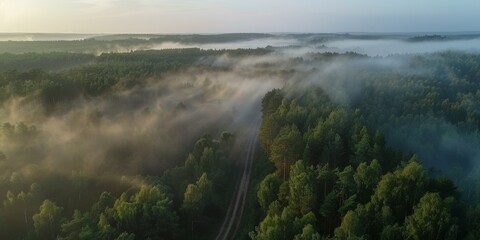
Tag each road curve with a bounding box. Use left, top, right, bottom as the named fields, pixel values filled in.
left=215, top=117, right=260, bottom=240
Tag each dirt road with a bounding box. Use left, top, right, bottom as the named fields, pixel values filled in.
left=215, top=118, right=260, bottom=240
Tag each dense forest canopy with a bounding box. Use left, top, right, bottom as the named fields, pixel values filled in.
left=0, top=33, right=480, bottom=239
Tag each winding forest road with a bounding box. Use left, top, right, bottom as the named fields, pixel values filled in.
left=215, top=117, right=260, bottom=240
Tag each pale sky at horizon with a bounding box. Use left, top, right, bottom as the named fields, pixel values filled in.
left=0, top=0, right=479, bottom=33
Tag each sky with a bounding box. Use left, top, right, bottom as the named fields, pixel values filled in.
left=0, top=0, right=479, bottom=33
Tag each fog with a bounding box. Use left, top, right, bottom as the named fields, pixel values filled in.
left=2, top=35, right=480, bottom=196
left=386, top=117, right=480, bottom=187
left=0, top=33, right=101, bottom=41
left=147, top=36, right=480, bottom=57
left=0, top=56, right=284, bottom=179
left=151, top=37, right=300, bottom=50
left=4, top=33, right=480, bottom=57
left=294, top=54, right=480, bottom=190
left=321, top=38, right=480, bottom=56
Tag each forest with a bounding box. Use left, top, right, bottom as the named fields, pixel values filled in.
left=0, top=33, right=480, bottom=239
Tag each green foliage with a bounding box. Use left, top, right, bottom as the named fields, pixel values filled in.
left=270, top=125, right=304, bottom=179
left=182, top=174, right=210, bottom=216
left=33, top=199, right=64, bottom=239
left=0, top=129, right=236, bottom=240
left=103, top=185, right=179, bottom=239
left=370, top=158, right=427, bottom=222
left=354, top=159, right=382, bottom=203
left=257, top=173, right=281, bottom=211
left=200, top=148, right=215, bottom=172
left=0, top=52, right=94, bottom=71
left=404, top=192, right=457, bottom=240
left=380, top=224, right=403, bottom=240
left=0, top=47, right=272, bottom=106
left=2, top=44, right=480, bottom=239
left=260, top=90, right=284, bottom=153
left=294, top=224, right=322, bottom=240
left=253, top=86, right=471, bottom=240
left=334, top=210, right=366, bottom=240
left=289, top=161, right=317, bottom=215
left=351, top=127, right=372, bottom=166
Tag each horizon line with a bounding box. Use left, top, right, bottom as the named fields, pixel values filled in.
left=1, top=31, right=480, bottom=35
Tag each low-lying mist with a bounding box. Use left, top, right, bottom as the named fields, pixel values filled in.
left=150, top=37, right=300, bottom=51
left=322, top=38, right=480, bottom=56
left=0, top=56, right=284, bottom=179
left=0, top=33, right=101, bottom=42
left=2, top=34, right=480, bottom=197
